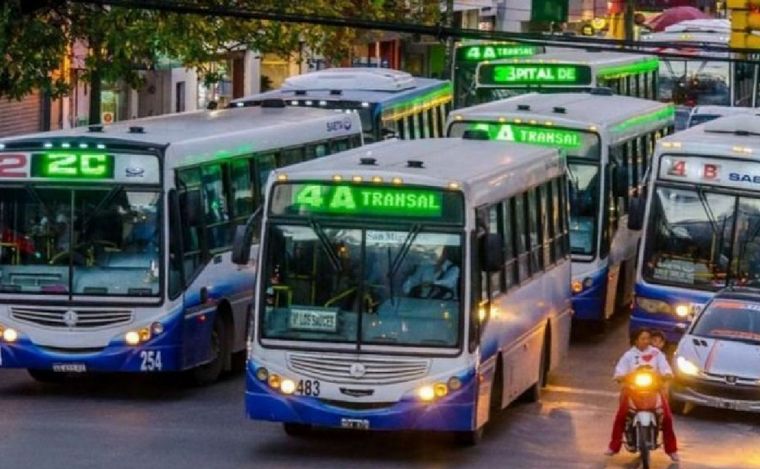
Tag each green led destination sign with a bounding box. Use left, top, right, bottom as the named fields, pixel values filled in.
left=271, top=183, right=464, bottom=223
left=30, top=153, right=115, bottom=179
left=471, top=123, right=583, bottom=149
left=456, top=44, right=541, bottom=62
left=478, top=63, right=593, bottom=87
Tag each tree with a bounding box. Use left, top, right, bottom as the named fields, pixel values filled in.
left=0, top=0, right=441, bottom=123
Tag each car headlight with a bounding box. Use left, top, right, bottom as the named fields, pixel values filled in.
left=676, top=356, right=700, bottom=376
left=636, top=297, right=673, bottom=315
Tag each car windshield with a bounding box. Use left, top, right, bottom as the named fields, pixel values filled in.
left=692, top=299, right=760, bottom=343
left=658, top=59, right=730, bottom=106
left=0, top=186, right=161, bottom=296
left=642, top=185, right=760, bottom=291
left=567, top=163, right=599, bottom=257
left=261, top=224, right=462, bottom=348
left=688, top=113, right=721, bottom=127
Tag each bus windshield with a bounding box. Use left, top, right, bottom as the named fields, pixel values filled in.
left=0, top=185, right=161, bottom=296
left=643, top=185, right=760, bottom=291
left=658, top=59, right=730, bottom=106
left=261, top=224, right=462, bottom=348
left=568, top=163, right=599, bottom=257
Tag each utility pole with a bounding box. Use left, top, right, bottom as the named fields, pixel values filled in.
left=624, top=0, right=635, bottom=42
left=443, top=0, right=454, bottom=79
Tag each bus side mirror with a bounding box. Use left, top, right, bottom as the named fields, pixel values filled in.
left=232, top=208, right=262, bottom=265
left=180, top=190, right=203, bottom=227
left=480, top=233, right=505, bottom=273
left=613, top=166, right=629, bottom=198
left=628, top=197, right=645, bottom=231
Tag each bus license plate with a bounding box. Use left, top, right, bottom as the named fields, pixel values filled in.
left=341, top=418, right=370, bottom=430
left=52, top=363, right=87, bottom=373
left=289, top=308, right=338, bottom=332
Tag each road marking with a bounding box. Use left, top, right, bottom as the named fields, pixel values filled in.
left=544, top=385, right=619, bottom=399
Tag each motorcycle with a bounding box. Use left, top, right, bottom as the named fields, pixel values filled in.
left=622, top=367, right=665, bottom=469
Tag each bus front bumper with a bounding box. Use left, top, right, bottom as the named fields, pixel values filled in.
left=571, top=268, right=607, bottom=321
left=244, top=368, right=478, bottom=432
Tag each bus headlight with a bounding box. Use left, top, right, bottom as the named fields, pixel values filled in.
left=256, top=367, right=269, bottom=381
left=268, top=374, right=282, bottom=389
left=2, top=327, right=18, bottom=343
left=418, top=385, right=436, bottom=402
left=280, top=379, right=296, bottom=395
left=447, top=376, right=462, bottom=391
left=674, top=304, right=690, bottom=318
left=571, top=277, right=593, bottom=294
left=676, top=356, right=700, bottom=377
left=125, top=331, right=141, bottom=346
left=636, top=297, right=673, bottom=315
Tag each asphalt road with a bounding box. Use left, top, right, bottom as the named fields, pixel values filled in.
left=1, top=313, right=758, bottom=469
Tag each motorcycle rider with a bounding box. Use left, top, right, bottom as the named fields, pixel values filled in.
left=605, top=329, right=679, bottom=462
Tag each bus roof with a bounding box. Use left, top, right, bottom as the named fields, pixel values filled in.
left=449, top=92, right=673, bottom=137
left=0, top=105, right=359, bottom=150
left=272, top=137, right=562, bottom=205
left=658, top=114, right=760, bottom=155
left=231, top=68, right=451, bottom=107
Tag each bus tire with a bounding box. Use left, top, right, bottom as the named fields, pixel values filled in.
left=27, top=369, right=66, bottom=384
left=454, top=426, right=483, bottom=446
left=191, top=313, right=229, bottom=385
left=283, top=423, right=312, bottom=437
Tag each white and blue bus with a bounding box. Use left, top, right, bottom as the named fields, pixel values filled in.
left=231, top=68, right=452, bottom=143
left=447, top=93, right=674, bottom=326
left=473, top=50, right=659, bottom=105
left=629, top=114, right=760, bottom=343
left=0, top=103, right=362, bottom=383
left=234, top=136, right=572, bottom=443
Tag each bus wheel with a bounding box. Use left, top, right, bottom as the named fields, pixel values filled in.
left=283, top=423, right=313, bottom=437
left=191, top=314, right=229, bottom=385
left=454, top=426, right=483, bottom=446
left=27, top=369, right=66, bottom=384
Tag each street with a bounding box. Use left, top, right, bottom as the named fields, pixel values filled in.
left=1, top=313, right=758, bottom=469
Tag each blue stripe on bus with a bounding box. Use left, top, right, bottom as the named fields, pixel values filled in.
left=629, top=282, right=713, bottom=343
left=571, top=266, right=608, bottom=321
left=244, top=362, right=478, bottom=432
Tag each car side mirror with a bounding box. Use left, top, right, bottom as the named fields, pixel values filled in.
left=628, top=196, right=645, bottom=231
left=180, top=190, right=203, bottom=227
left=232, top=208, right=262, bottom=265
left=480, top=232, right=505, bottom=273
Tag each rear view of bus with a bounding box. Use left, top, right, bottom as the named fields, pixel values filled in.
left=630, top=114, right=760, bottom=342
left=474, top=51, right=659, bottom=105
left=239, top=137, right=571, bottom=443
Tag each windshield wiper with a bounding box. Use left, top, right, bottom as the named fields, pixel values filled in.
left=308, top=218, right=343, bottom=273
left=389, top=224, right=421, bottom=279
left=696, top=186, right=721, bottom=237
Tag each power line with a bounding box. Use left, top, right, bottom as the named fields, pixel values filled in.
left=69, top=0, right=760, bottom=64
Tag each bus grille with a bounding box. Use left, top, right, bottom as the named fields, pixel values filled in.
left=287, top=353, right=430, bottom=384
left=11, top=307, right=133, bottom=329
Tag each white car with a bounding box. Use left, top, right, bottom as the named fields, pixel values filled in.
left=671, top=287, right=760, bottom=412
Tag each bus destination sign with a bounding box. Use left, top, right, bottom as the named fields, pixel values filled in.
left=457, top=44, right=540, bottom=62
left=478, top=63, right=593, bottom=87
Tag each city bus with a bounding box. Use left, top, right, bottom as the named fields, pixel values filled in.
left=233, top=136, right=572, bottom=443
left=452, top=41, right=545, bottom=108
left=231, top=68, right=452, bottom=143
left=447, top=92, right=674, bottom=327
left=473, top=50, right=659, bottom=105
left=0, top=102, right=362, bottom=384
left=641, top=19, right=758, bottom=129
left=628, top=114, right=760, bottom=342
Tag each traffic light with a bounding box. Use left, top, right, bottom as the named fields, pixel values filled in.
left=729, top=0, right=760, bottom=49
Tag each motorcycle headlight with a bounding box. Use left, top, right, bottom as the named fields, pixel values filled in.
left=636, top=297, right=673, bottom=315
left=634, top=372, right=654, bottom=388
left=676, top=356, right=700, bottom=377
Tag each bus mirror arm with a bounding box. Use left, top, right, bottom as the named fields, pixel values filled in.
left=480, top=233, right=505, bottom=273
left=628, top=197, right=645, bottom=231
left=232, top=208, right=263, bottom=265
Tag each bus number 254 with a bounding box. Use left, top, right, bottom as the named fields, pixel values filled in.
left=139, top=350, right=163, bottom=371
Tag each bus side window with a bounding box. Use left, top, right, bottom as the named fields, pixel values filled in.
left=527, top=188, right=542, bottom=274
left=230, top=157, right=255, bottom=222
left=514, top=193, right=530, bottom=283
left=559, top=176, right=571, bottom=259
left=488, top=204, right=505, bottom=294
left=551, top=178, right=562, bottom=262
left=306, top=142, right=329, bottom=160
left=540, top=183, right=553, bottom=268
left=255, top=153, right=276, bottom=199
left=502, top=200, right=517, bottom=290
left=177, top=167, right=204, bottom=278
left=421, top=109, right=431, bottom=138
left=331, top=138, right=351, bottom=154
left=201, top=163, right=231, bottom=250
left=278, top=147, right=303, bottom=167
